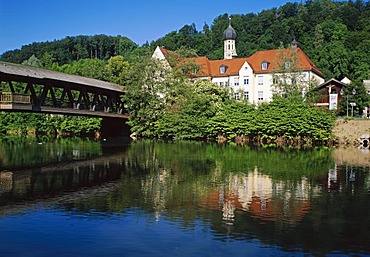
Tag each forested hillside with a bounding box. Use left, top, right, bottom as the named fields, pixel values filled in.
left=152, top=0, right=370, bottom=81
left=0, top=35, right=139, bottom=65
left=1, top=0, right=369, bottom=81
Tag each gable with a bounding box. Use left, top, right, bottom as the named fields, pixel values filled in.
left=247, top=48, right=325, bottom=78
left=152, top=46, right=167, bottom=60
left=178, top=57, right=248, bottom=78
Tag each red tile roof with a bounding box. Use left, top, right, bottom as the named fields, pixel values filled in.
left=159, top=47, right=324, bottom=78
left=159, top=47, right=170, bottom=57
left=248, top=48, right=324, bottom=77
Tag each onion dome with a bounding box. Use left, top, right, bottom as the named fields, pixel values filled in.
left=223, top=20, right=237, bottom=40
left=291, top=38, right=298, bottom=49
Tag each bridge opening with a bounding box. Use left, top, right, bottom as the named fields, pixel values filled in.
left=362, top=139, right=369, bottom=148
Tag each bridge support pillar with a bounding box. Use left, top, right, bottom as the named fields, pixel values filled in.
left=100, top=118, right=131, bottom=137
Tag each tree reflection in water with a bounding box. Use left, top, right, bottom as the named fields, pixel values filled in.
left=0, top=138, right=369, bottom=255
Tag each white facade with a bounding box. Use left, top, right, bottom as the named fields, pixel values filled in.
left=153, top=25, right=325, bottom=104
left=210, top=68, right=324, bottom=104
left=224, top=39, right=237, bottom=60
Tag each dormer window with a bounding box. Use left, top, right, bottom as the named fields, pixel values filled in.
left=261, top=60, right=269, bottom=71
left=284, top=59, right=291, bottom=69
left=220, top=64, right=228, bottom=74
left=191, top=67, right=199, bottom=76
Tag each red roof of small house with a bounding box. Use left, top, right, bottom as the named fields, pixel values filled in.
left=317, top=78, right=348, bottom=90
left=159, top=47, right=170, bottom=57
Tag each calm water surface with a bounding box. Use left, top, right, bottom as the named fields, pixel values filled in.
left=0, top=136, right=369, bottom=256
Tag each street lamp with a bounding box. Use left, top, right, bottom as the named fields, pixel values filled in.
left=340, top=89, right=348, bottom=117
left=340, top=88, right=356, bottom=117
left=351, top=88, right=356, bottom=117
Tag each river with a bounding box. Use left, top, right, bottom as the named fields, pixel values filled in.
left=0, top=136, right=369, bottom=256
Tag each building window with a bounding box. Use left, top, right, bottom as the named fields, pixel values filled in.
left=234, top=77, right=239, bottom=86
left=292, top=76, right=297, bottom=84
left=234, top=92, right=240, bottom=100
left=261, top=61, right=268, bottom=71
left=220, top=82, right=224, bottom=86
left=285, top=60, right=291, bottom=69
left=220, top=65, right=227, bottom=74
left=191, top=67, right=198, bottom=76
left=258, top=76, right=263, bottom=85
left=243, top=91, right=249, bottom=100
left=243, top=76, right=249, bottom=85
left=258, top=91, right=264, bottom=101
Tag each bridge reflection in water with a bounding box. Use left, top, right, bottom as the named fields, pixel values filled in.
left=1, top=142, right=368, bottom=225
left=0, top=151, right=128, bottom=201
left=1, top=138, right=370, bottom=256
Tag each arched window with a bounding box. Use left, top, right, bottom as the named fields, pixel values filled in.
left=284, top=59, right=291, bottom=69
left=220, top=64, right=227, bottom=74
left=261, top=61, right=269, bottom=71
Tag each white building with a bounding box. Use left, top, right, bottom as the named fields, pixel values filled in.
left=152, top=22, right=325, bottom=104
left=364, top=80, right=370, bottom=95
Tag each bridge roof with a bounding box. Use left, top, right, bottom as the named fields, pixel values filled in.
left=0, top=61, right=124, bottom=94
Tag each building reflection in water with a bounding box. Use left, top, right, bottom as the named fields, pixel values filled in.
left=1, top=151, right=368, bottom=230
left=200, top=167, right=313, bottom=226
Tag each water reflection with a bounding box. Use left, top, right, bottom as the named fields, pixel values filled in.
left=201, top=170, right=312, bottom=226
left=333, top=146, right=370, bottom=167
left=0, top=138, right=369, bottom=256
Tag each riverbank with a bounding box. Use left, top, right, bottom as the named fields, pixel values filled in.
left=332, top=118, right=370, bottom=146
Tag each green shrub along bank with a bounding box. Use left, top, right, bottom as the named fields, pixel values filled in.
left=0, top=113, right=101, bottom=136
left=158, top=95, right=336, bottom=145
left=124, top=67, right=336, bottom=145
left=208, top=96, right=337, bottom=145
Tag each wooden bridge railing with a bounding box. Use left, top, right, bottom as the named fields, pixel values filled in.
left=0, top=92, right=31, bottom=104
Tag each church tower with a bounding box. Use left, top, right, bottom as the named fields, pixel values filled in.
left=223, top=18, right=237, bottom=60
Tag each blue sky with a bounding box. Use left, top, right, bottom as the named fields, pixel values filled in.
left=0, top=0, right=295, bottom=55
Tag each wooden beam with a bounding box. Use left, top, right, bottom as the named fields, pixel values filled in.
left=26, top=83, right=39, bottom=106
left=9, top=81, right=15, bottom=93
left=49, top=86, right=58, bottom=107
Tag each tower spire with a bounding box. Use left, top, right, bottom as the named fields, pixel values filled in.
left=291, top=38, right=298, bottom=50
left=223, top=17, right=237, bottom=59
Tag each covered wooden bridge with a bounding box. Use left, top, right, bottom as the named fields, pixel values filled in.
left=0, top=61, right=127, bottom=119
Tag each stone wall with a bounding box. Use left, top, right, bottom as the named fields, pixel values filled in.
left=332, top=119, right=370, bottom=146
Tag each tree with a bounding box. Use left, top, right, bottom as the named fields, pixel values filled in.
left=22, top=54, right=43, bottom=68
left=165, top=46, right=200, bottom=78
left=338, top=80, right=370, bottom=116
left=271, top=44, right=308, bottom=98
left=57, top=58, right=107, bottom=81
left=41, top=52, right=56, bottom=69
left=157, top=79, right=231, bottom=139
left=123, top=55, right=175, bottom=137
left=116, top=37, right=138, bottom=57
left=105, top=55, right=130, bottom=85
left=350, top=39, right=370, bottom=80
